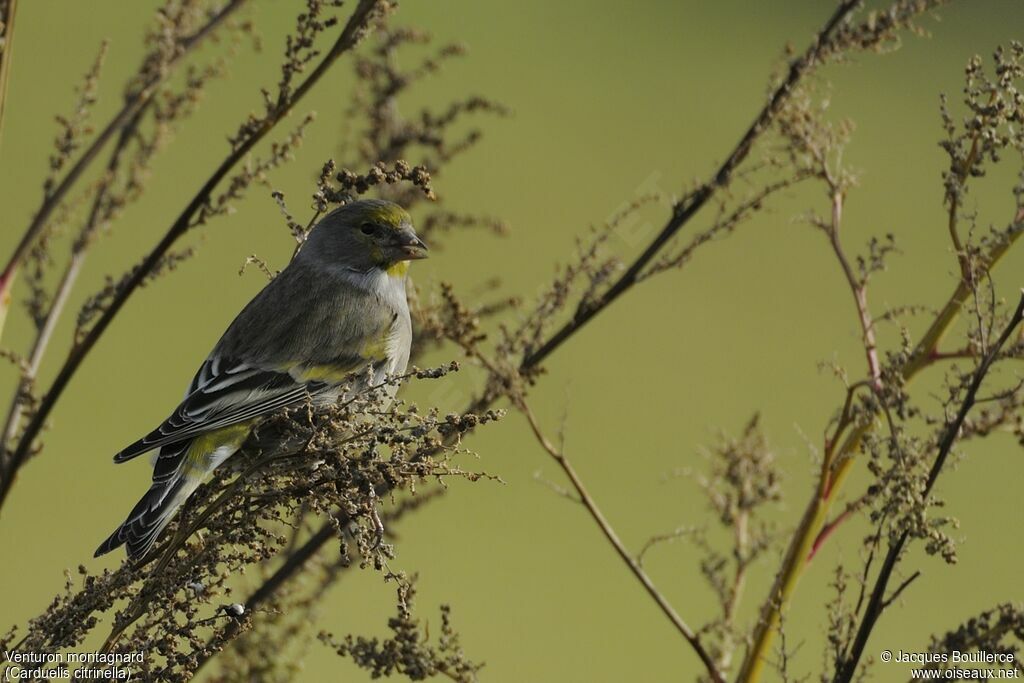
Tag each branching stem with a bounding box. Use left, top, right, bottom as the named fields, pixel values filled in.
left=518, top=401, right=726, bottom=683
left=519, top=0, right=861, bottom=372
left=1, top=106, right=147, bottom=453
left=0, top=0, right=248, bottom=340
left=739, top=206, right=1024, bottom=683
left=834, top=292, right=1024, bottom=682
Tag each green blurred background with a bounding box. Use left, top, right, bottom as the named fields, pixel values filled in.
left=2, top=1, right=1023, bottom=681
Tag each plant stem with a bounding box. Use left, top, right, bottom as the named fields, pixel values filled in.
left=0, top=0, right=247, bottom=342
left=520, top=402, right=726, bottom=683
left=519, top=0, right=861, bottom=372
left=833, top=291, right=1024, bottom=683
left=946, top=93, right=994, bottom=281
left=190, top=520, right=336, bottom=675
left=1, top=106, right=145, bottom=454
left=737, top=209, right=1024, bottom=683
left=826, top=191, right=882, bottom=387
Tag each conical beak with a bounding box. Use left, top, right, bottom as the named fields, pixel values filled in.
left=395, top=231, right=428, bottom=260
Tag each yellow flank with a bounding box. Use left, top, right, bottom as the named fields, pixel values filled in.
left=290, top=363, right=357, bottom=383
left=181, top=421, right=254, bottom=479
left=286, top=334, right=389, bottom=384
left=359, top=333, right=390, bottom=363
left=282, top=325, right=393, bottom=385
left=365, top=203, right=411, bottom=228
left=386, top=260, right=409, bottom=278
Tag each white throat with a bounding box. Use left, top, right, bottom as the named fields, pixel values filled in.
left=334, top=265, right=408, bottom=308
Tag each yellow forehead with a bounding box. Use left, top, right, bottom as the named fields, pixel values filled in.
left=363, top=203, right=411, bottom=228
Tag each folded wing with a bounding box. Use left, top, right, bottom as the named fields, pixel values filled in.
left=112, top=355, right=337, bottom=463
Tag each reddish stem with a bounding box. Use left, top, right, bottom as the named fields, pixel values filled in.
left=807, top=505, right=854, bottom=562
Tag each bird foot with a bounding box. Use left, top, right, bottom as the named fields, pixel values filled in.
left=368, top=504, right=385, bottom=551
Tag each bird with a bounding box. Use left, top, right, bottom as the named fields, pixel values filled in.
left=94, top=199, right=427, bottom=561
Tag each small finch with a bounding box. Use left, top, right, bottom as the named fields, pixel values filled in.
left=95, top=199, right=427, bottom=561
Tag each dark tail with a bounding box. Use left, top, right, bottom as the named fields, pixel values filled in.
left=94, top=476, right=190, bottom=561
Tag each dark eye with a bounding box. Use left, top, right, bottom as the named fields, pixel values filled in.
left=360, top=222, right=377, bottom=235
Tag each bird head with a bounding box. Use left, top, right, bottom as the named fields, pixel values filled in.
left=299, top=199, right=428, bottom=276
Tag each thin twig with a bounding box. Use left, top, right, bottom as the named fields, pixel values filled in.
left=806, top=495, right=864, bottom=562
left=880, top=570, right=920, bottom=610
left=519, top=401, right=726, bottom=683
left=946, top=93, right=995, bottom=281
left=826, top=190, right=882, bottom=387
